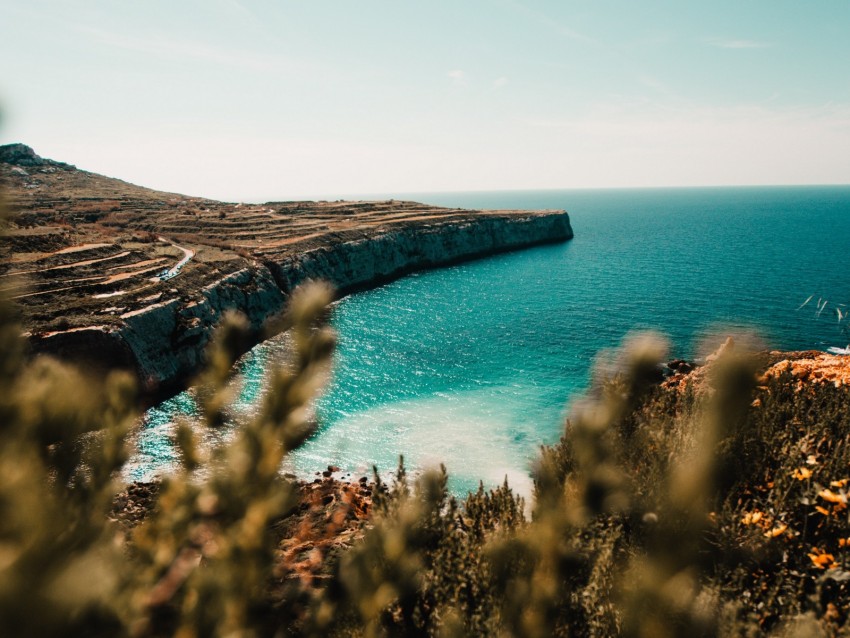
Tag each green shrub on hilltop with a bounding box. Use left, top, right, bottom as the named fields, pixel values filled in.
left=3, top=190, right=850, bottom=635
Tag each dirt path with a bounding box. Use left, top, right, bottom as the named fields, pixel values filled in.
left=153, top=238, right=195, bottom=281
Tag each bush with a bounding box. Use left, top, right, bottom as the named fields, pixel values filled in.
left=0, top=167, right=340, bottom=633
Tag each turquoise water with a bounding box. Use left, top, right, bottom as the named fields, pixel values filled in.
left=128, top=186, right=850, bottom=495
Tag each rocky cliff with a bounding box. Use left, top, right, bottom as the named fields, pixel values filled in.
left=29, top=211, right=572, bottom=398
left=2, top=144, right=572, bottom=398
left=265, top=213, right=573, bottom=296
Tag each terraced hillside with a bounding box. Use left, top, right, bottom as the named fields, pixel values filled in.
left=0, top=143, right=572, bottom=395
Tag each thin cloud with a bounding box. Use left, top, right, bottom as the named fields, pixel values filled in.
left=521, top=103, right=850, bottom=141
left=447, top=69, right=466, bottom=85
left=503, top=0, right=596, bottom=45
left=493, top=77, right=509, bottom=89
left=637, top=74, right=675, bottom=95
left=74, top=25, right=285, bottom=72
left=707, top=38, right=771, bottom=49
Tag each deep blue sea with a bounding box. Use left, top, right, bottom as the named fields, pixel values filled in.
left=127, top=186, right=850, bottom=496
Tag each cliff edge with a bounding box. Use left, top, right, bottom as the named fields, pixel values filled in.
left=1, top=144, right=573, bottom=398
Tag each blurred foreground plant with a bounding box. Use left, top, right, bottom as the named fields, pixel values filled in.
left=0, top=243, right=339, bottom=636
left=128, top=281, right=337, bottom=637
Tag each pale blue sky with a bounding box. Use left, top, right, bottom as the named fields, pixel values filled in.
left=2, top=1, right=848, bottom=200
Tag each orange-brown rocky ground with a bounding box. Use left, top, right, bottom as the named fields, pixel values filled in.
left=761, top=352, right=850, bottom=390
left=111, top=472, right=375, bottom=590
left=271, top=473, right=374, bottom=589
left=661, top=336, right=850, bottom=396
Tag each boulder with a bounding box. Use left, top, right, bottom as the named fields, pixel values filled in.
left=0, top=143, right=45, bottom=167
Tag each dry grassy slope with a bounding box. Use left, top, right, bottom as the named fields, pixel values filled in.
left=1, top=144, right=571, bottom=394
left=0, top=145, right=567, bottom=333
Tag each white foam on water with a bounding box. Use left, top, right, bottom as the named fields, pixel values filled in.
left=288, top=386, right=553, bottom=498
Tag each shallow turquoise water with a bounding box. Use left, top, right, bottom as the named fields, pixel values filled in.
left=128, top=186, right=850, bottom=495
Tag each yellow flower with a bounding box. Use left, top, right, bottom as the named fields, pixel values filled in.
left=818, top=489, right=846, bottom=504
left=764, top=523, right=787, bottom=538
left=809, top=548, right=838, bottom=570
left=792, top=467, right=813, bottom=480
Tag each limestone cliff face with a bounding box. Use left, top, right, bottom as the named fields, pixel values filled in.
left=31, top=266, right=286, bottom=397
left=35, top=213, right=572, bottom=399
left=118, top=266, right=286, bottom=392
left=267, top=214, right=573, bottom=296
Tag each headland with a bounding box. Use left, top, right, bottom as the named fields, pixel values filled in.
left=0, top=144, right=573, bottom=399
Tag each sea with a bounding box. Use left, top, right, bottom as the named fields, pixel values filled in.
left=126, top=186, right=850, bottom=496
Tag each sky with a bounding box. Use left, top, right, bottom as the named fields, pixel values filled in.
left=1, top=0, right=849, bottom=201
